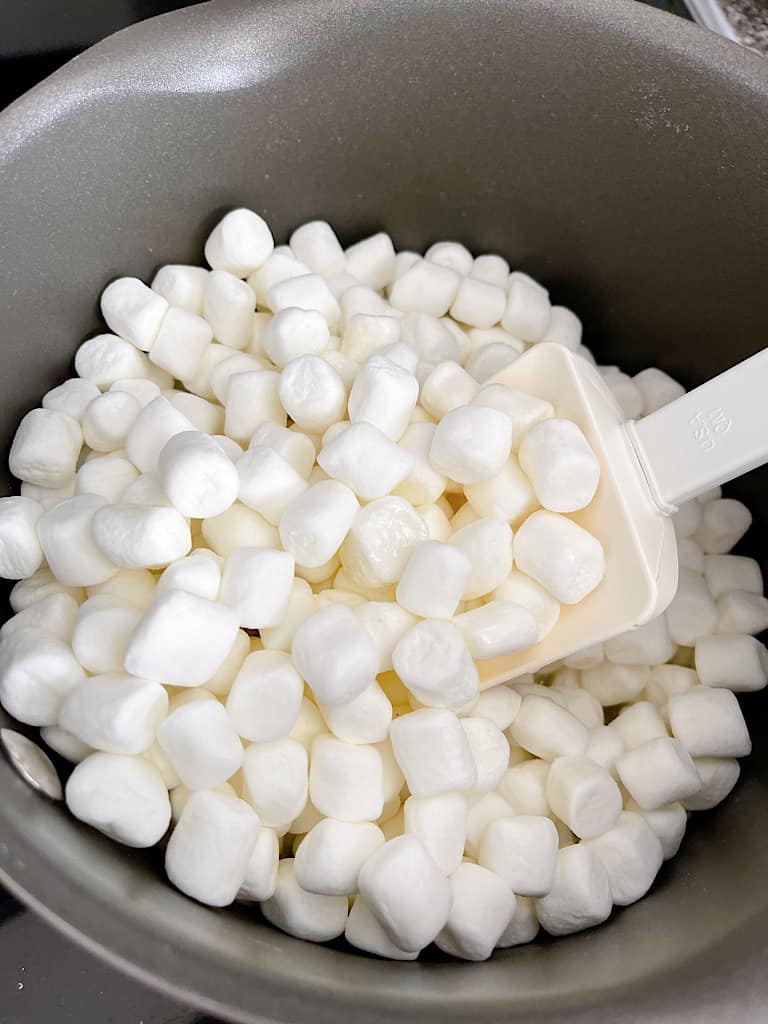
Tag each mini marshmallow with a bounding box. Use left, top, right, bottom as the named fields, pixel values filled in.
left=501, top=275, right=551, bottom=341
left=204, top=208, right=274, bottom=277
left=295, top=553, right=340, bottom=584
left=694, top=498, right=752, bottom=554
left=518, top=418, right=600, bottom=513
left=664, top=566, right=717, bottom=644
left=472, top=383, right=554, bottom=451
left=703, top=554, right=762, bottom=598
left=120, top=472, right=172, bottom=507
left=395, top=541, right=472, bottom=618
left=465, top=343, right=522, bottom=384
left=604, top=370, right=644, bottom=420
left=464, top=457, right=538, bottom=526
left=497, top=759, right=550, bottom=816
left=262, top=307, right=330, bottom=368
left=461, top=717, right=511, bottom=793
left=561, top=689, right=604, bottom=730
left=678, top=539, right=704, bottom=575
left=430, top=405, right=512, bottom=484
left=209, top=351, right=268, bottom=403
left=493, top=572, right=561, bottom=641
left=268, top=273, right=341, bottom=329
left=309, top=734, right=383, bottom=822
left=226, top=650, right=304, bottom=742
left=158, top=700, right=243, bottom=789
left=451, top=518, right=513, bottom=599
left=615, top=737, right=701, bottom=810
left=319, top=682, right=393, bottom=745
left=261, top=578, right=317, bottom=652
left=390, top=707, right=477, bottom=797
left=470, top=686, right=522, bottom=731
left=393, top=619, right=479, bottom=709
left=469, top=253, right=509, bottom=287
left=585, top=811, right=663, bottom=907
left=286, top=220, right=344, bottom=275
left=83, top=387, right=140, bottom=450
left=416, top=501, right=452, bottom=542
left=241, top=737, right=308, bottom=828
left=101, top=277, right=168, bottom=351
left=454, top=601, right=539, bottom=660
left=87, top=567, right=156, bottom=612
left=540, top=306, right=582, bottom=350
left=224, top=370, right=285, bottom=443
left=668, top=686, right=751, bottom=758
left=510, top=695, right=588, bottom=759
left=200, top=629, right=249, bottom=698
left=9, top=565, right=84, bottom=612
left=250, top=421, right=316, bottom=478
left=716, top=590, right=768, bottom=634
left=203, top=271, right=255, bottom=350
left=279, top=481, right=359, bottom=568
left=91, top=503, right=191, bottom=570
left=66, top=753, right=170, bottom=847
left=340, top=497, right=427, bottom=592
left=347, top=356, right=419, bottom=443
left=318, top=422, right=413, bottom=501
left=202, top=502, right=280, bottom=557
left=400, top=312, right=461, bottom=363
left=60, top=673, right=168, bottom=755
left=41, top=725, right=93, bottom=763
left=625, top=799, right=687, bottom=860
left=43, top=378, right=102, bottom=421
left=156, top=552, right=222, bottom=602
left=604, top=615, right=673, bottom=666
left=0, top=628, right=86, bottom=726
left=1, top=591, right=78, bottom=643
left=545, top=755, right=622, bottom=838
left=611, top=701, right=668, bottom=750
left=71, top=596, right=141, bottom=674
left=535, top=844, right=612, bottom=936
left=478, top=815, right=559, bottom=896
left=513, top=510, right=605, bottom=605
left=151, top=264, right=209, bottom=314
left=672, top=499, right=702, bottom=540
left=584, top=726, right=624, bottom=776
left=464, top=792, right=515, bottom=859
left=339, top=285, right=390, bottom=328
left=292, top=604, right=379, bottom=706
left=125, top=396, right=196, bottom=473
left=37, top=495, right=118, bottom=586
left=580, top=664, right=649, bottom=706
left=633, top=367, right=686, bottom=415
left=278, top=355, right=346, bottom=434
left=157, top=431, right=238, bottom=518
left=341, top=315, right=400, bottom=363
left=389, top=259, right=460, bottom=317
left=0, top=496, right=44, bottom=579
left=295, top=818, right=384, bottom=896
left=696, top=630, right=768, bottom=696
left=422, top=241, right=472, bottom=276
left=345, top=896, right=417, bottom=960
left=249, top=255, right=310, bottom=312
left=496, top=895, right=540, bottom=948
left=218, top=546, right=294, bottom=628
left=450, top=275, right=506, bottom=329
left=263, top=858, right=350, bottom=941
left=75, top=334, right=152, bottom=389
left=436, top=862, right=516, bottom=961
left=237, top=827, right=280, bottom=901
left=683, top=757, right=741, bottom=811
left=644, top=664, right=698, bottom=705
left=402, top=792, right=466, bottom=876
left=394, top=423, right=447, bottom=506
left=9, top=408, right=83, bottom=488
left=75, top=455, right=139, bottom=503
left=148, top=306, right=213, bottom=381
left=124, top=589, right=240, bottom=687
left=166, top=789, right=260, bottom=906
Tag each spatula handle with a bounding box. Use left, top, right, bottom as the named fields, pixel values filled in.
left=626, top=348, right=768, bottom=512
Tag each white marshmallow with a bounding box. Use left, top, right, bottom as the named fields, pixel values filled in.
left=340, top=497, right=427, bottom=592
left=450, top=517, right=513, bottom=599
left=19, top=479, right=76, bottom=510
left=262, top=307, right=330, bottom=368
left=672, top=499, right=702, bottom=540
left=286, top=220, right=344, bottom=274
left=510, top=695, right=588, bottom=760
left=391, top=251, right=420, bottom=281
left=87, top=567, right=156, bottom=612
left=545, top=755, right=622, bottom=839
left=703, top=554, right=762, bottom=598
left=310, top=734, right=383, bottom=822
left=469, top=687, right=522, bottom=731
left=60, top=672, right=168, bottom=754
left=469, top=254, right=509, bottom=287
left=341, top=315, right=400, bottom=363
left=0, top=628, right=86, bottom=726
left=262, top=858, right=349, bottom=941
left=695, top=633, right=768, bottom=692
left=218, top=546, right=294, bottom=628
left=716, top=590, right=768, bottom=635
left=9, top=565, right=84, bottom=612
left=203, top=502, right=280, bottom=558
left=399, top=312, right=460, bottom=363
left=121, top=472, right=172, bottom=507
left=1, top=591, right=78, bottom=644
left=238, top=827, right=280, bottom=901
left=124, top=589, right=240, bottom=687
left=534, top=844, right=612, bottom=936
left=518, top=418, right=600, bottom=513
left=472, top=383, right=554, bottom=452
left=261, top=578, right=317, bottom=653
left=430, top=406, right=512, bottom=484
left=678, top=539, right=704, bottom=576
left=294, top=554, right=340, bottom=584
left=66, top=753, right=170, bottom=847
left=319, top=682, right=392, bottom=745
left=401, top=792, right=466, bottom=876
left=83, top=389, right=140, bottom=452
left=501, top=275, right=551, bottom=341
left=125, top=396, right=196, bottom=473
left=268, top=274, right=341, bottom=329
left=615, top=737, right=701, bottom=810
left=156, top=552, right=222, bottom=602
left=461, top=717, right=511, bottom=793
left=437, top=862, right=516, bottom=961
left=43, top=378, right=102, bottom=421
left=604, top=370, right=644, bottom=420
left=279, top=481, right=359, bottom=569
left=318, top=422, right=413, bottom=501
left=580, top=663, right=649, bottom=706
left=350, top=604, right=415, bottom=675
left=149, top=306, right=213, bottom=381
left=605, top=615, right=674, bottom=666
left=250, top=421, right=316, bottom=478
left=395, top=540, right=472, bottom=618
left=496, top=895, right=540, bottom=947
left=633, top=367, right=686, bottom=415
left=465, top=343, right=522, bottom=384
left=347, top=356, right=419, bottom=443
left=463, top=792, right=514, bottom=859
left=101, top=277, right=168, bottom=351
left=450, top=276, right=506, bottom=330
left=242, top=738, right=308, bottom=827
left=75, top=334, right=151, bottom=389
left=425, top=241, right=473, bottom=276
left=416, top=501, right=452, bottom=542
left=540, top=306, right=582, bottom=350
left=644, top=663, right=697, bottom=706
left=454, top=601, right=539, bottom=660
left=683, top=757, right=740, bottom=810
left=419, top=363, right=477, bottom=422
left=611, top=701, right=667, bottom=749
left=493, top=572, right=560, bottom=641
left=295, top=818, right=384, bottom=897
left=478, top=815, right=559, bottom=896
left=668, top=686, right=750, bottom=758
left=625, top=799, right=686, bottom=860
left=9, top=408, right=82, bottom=488
left=75, top=455, right=139, bottom=503
left=666, top=568, right=719, bottom=646
left=694, top=498, right=751, bottom=554
left=389, top=707, right=477, bottom=797
left=41, top=725, right=93, bottom=763
left=208, top=350, right=268, bottom=403
left=497, top=759, right=550, bottom=816
left=37, top=495, right=117, bottom=586
left=586, top=811, right=663, bottom=906
left=91, top=503, right=191, bottom=570
left=71, top=595, right=141, bottom=674
left=225, top=370, right=285, bottom=442
left=343, top=233, right=396, bottom=290
left=393, top=619, right=479, bottom=709
left=226, top=650, right=304, bottom=742
left=158, top=700, right=243, bottom=790
left=0, top=496, right=44, bottom=579
left=202, top=629, right=250, bottom=698
left=247, top=250, right=310, bottom=306
left=389, top=259, right=460, bottom=317
left=204, top=208, right=274, bottom=277
left=151, top=265, right=209, bottom=314
left=203, top=271, right=255, bottom=350
left=345, top=896, right=417, bottom=960
left=513, top=510, right=605, bottom=605
left=166, top=790, right=260, bottom=906
left=278, top=355, right=347, bottom=433
left=394, top=423, right=447, bottom=506
left=156, top=430, right=238, bottom=518
left=464, top=458, right=537, bottom=527
left=292, top=604, right=379, bottom=706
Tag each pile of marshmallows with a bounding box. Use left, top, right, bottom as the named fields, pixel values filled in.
left=0, top=209, right=766, bottom=962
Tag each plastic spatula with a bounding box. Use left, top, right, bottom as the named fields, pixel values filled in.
left=477, top=342, right=768, bottom=688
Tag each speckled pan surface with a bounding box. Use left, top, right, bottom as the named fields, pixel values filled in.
left=1, top=1, right=768, bottom=1021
